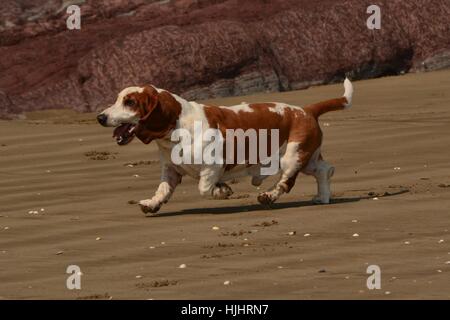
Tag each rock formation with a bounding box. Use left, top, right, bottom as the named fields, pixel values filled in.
left=0, top=0, right=449, bottom=118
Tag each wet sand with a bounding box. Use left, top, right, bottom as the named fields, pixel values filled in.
left=0, top=70, right=449, bottom=299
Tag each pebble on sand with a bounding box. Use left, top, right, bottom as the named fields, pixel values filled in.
left=373, top=197, right=379, bottom=200
left=404, top=241, right=411, bottom=245
left=56, top=251, right=64, bottom=255
left=287, top=231, right=296, bottom=236
left=179, top=264, right=187, bottom=269
left=438, top=239, right=445, bottom=244
left=352, top=220, right=358, bottom=223
left=212, top=226, right=220, bottom=230
left=352, top=233, right=359, bottom=237
left=303, top=233, right=311, bottom=237
left=96, top=237, right=102, bottom=241
left=136, top=275, right=143, bottom=279
left=224, top=281, right=231, bottom=285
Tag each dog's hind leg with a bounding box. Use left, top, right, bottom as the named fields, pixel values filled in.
left=303, top=150, right=334, bottom=204
left=257, top=142, right=305, bottom=205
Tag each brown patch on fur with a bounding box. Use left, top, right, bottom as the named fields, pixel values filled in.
left=203, top=102, right=325, bottom=172
left=203, top=103, right=288, bottom=171
left=304, top=97, right=348, bottom=118
left=128, top=87, right=182, bottom=144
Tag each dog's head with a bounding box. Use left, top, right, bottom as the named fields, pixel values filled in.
left=97, top=86, right=181, bottom=145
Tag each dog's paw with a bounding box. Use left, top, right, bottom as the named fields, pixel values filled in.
left=212, top=183, right=233, bottom=199
left=312, top=195, right=330, bottom=204
left=139, top=199, right=162, bottom=215
left=257, top=192, right=276, bottom=206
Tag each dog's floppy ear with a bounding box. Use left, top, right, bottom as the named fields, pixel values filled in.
left=134, top=87, right=182, bottom=144
left=137, top=86, right=159, bottom=120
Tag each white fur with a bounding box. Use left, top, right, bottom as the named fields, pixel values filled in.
left=343, top=78, right=353, bottom=108
left=139, top=156, right=181, bottom=213
left=280, top=142, right=301, bottom=176
left=257, top=142, right=300, bottom=202
left=267, top=103, right=306, bottom=116
left=219, top=103, right=254, bottom=113
left=101, top=86, right=143, bottom=126
left=302, top=147, right=334, bottom=204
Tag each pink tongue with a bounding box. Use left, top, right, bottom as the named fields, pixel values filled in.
left=113, top=124, right=133, bottom=138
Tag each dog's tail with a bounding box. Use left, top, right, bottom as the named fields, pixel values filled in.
left=305, top=78, right=353, bottom=119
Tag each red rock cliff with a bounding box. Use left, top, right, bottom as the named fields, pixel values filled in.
left=0, top=0, right=449, bottom=118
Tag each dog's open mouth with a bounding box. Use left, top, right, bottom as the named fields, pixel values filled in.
left=113, top=123, right=136, bottom=145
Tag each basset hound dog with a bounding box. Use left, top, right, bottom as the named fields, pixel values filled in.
left=97, top=79, right=353, bottom=215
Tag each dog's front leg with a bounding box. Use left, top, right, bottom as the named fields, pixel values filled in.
left=139, top=164, right=182, bottom=215
left=198, top=165, right=233, bottom=199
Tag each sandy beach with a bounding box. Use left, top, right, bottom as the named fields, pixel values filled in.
left=0, top=70, right=449, bottom=299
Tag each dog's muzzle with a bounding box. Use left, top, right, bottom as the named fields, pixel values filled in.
left=97, top=113, right=107, bottom=126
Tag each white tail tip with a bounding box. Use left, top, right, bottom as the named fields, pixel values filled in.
left=343, top=78, right=353, bottom=107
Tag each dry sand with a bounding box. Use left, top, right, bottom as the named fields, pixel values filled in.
left=0, top=70, right=449, bottom=299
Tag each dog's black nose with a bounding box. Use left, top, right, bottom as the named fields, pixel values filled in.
left=97, top=113, right=107, bottom=126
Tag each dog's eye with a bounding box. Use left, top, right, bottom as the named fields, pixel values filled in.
left=124, top=99, right=135, bottom=107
